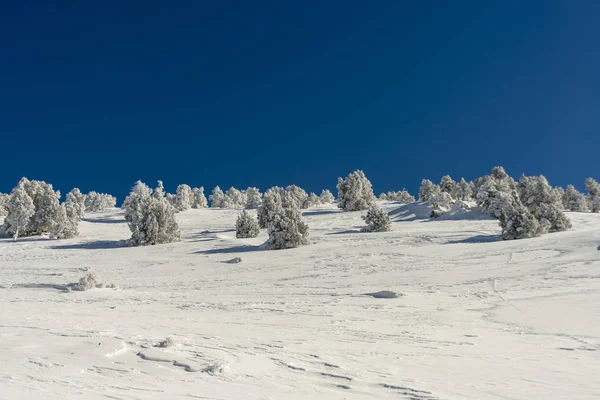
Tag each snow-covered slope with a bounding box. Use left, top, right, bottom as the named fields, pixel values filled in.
left=1, top=203, right=599, bottom=399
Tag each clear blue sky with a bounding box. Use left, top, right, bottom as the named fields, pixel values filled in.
left=1, top=1, right=598, bottom=201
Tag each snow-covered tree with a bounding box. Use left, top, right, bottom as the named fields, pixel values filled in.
left=191, top=187, right=208, bottom=208
left=30, top=183, right=61, bottom=235
left=65, top=188, right=85, bottom=220
left=235, top=210, right=260, bottom=238
left=361, top=203, right=391, bottom=232
left=517, top=175, right=571, bottom=232
left=418, top=179, right=441, bottom=202
left=379, top=190, right=415, bottom=202
left=257, top=189, right=283, bottom=229
left=319, top=189, right=335, bottom=204
left=124, top=181, right=180, bottom=246
left=457, top=178, right=473, bottom=201
left=85, top=192, right=117, bottom=212
left=50, top=204, right=78, bottom=239
left=2, top=182, right=35, bottom=241
left=153, top=180, right=166, bottom=199
left=225, top=187, right=245, bottom=208
left=585, top=177, right=600, bottom=213
left=166, top=193, right=176, bottom=207
left=303, top=192, right=322, bottom=209
left=209, top=186, right=226, bottom=208
left=285, top=185, right=309, bottom=209
left=476, top=167, right=517, bottom=218
left=264, top=202, right=309, bottom=250
left=244, top=187, right=262, bottom=209
left=337, top=170, right=375, bottom=211
left=553, top=186, right=566, bottom=209
left=428, top=192, right=453, bottom=216
left=174, top=184, right=192, bottom=211
left=440, top=175, right=458, bottom=198
left=497, top=190, right=543, bottom=240
left=564, top=184, right=588, bottom=212
left=0, top=193, right=10, bottom=217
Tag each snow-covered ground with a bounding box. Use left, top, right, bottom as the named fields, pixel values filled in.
left=1, top=203, right=599, bottom=400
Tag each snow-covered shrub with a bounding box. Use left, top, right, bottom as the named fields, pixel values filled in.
left=497, top=191, right=543, bottom=240
left=1, top=182, right=35, bottom=241
left=564, top=184, right=588, bottom=212
left=209, top=186, right=226, bottom=208
left=303, top=192, right=322, bottom=209
left=0, top=193, right=9, bottom=217
left=225, top=187, right=245, bottom=208
left=476, top=166, right=518, bottom=218
left=418, top=179, right=441, bottom=202
left=429, top=192, right=453, bottom=212
left=440, top=175, right=458, bottom=198
left=157, top=337, right=175, bottom=348
left=264, top=202, right=309, bottom=250
left=124, top=181, right=181, bottom=246
left=174, top=184, right=192, bottom=211
left=50, top=204, right=78, bottom=239
left=191, top=187, right=208, bottom=208
left=244, top=187, right=262, bottom=209
left=518, top=175, right=571, bottom=232
left=337, top=170, right=375, bottom=211
left=553, top=186, right=566, bottom=209
left=235, top=210, right=260, bottom=238
left=85, top=191, right=117, bottom=212
left=319, top=189, right=335, bottom=204
left=361, top=203, right=391, bottom=232
left=285, top=185, right=309, bottom=209
left=166, top=193, right=176, bottom=207
left=585, top=177, right=600, bottom=213
left=457, top=178, right=473, bottom=201
left=379, top=190, right=415, bottom=203
left=257, top=189, right=283, bottom=229
left=65, top=188, right=85, bottom=220
left=70, top=272, right=113, bottom=291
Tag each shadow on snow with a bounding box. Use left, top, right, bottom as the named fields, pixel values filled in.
left=195, top=245, right=263, bottom=255
left=301, top=210, right=344, bottom=217
left=50, top=240, right=128, bottom=250
left=445, top=235, right=502, bottom=244
left=11, top=283, right=71, bottom=292
left=81, top=217, right=126, bottom=224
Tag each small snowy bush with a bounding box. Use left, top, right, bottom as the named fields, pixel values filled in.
left=264, top=203, right=309, bottom=250
left=518, top=175, right=571, bottom=232
left=191, top=187, right=208, bottom=208
left=361, top=203, right=391, bottom=232
left=225, top=187, right=245, bottom=208
left=236, top=210, right=260, bottom=238
left=71, top=272, right=103, bottom=291
left=303, top=192, right=322, bottom=209
left=85, top=191, right=117, bottom=212
left=497, top=191, right=543, bottom=240
left=337, top=170, right=375, bottom=211
left=157, top=337, right=175, bottom=348
left=319, top=189, right=335, bottom=204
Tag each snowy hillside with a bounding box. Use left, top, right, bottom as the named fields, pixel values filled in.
left=1, top=202, right=599, bottom=400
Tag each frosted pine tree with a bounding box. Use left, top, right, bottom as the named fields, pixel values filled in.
left=257, top=189, right=283, bottom=229
left=564, top=184, right=588, bottom=212
left=553, top=187, right=566, bottom=209
left=320, top=189, right=335, bottom=204
left=585, top=178, right=600, bottom=213
left=457, top=178, right=473, bottom=200
left=0, top=193, right=10, bottom=217
left=30, top=183, right=61, bottom=235
left=244, top=187, right=262, bottom=209
left=50, top=204, right=78, bottom=239
left=2, top=182, right=35, bottom=241
left=497, top=190, right=543, bottom=240
left=235, top=210, right=260, bottom=238
left=518, top=175, right=571, bottom=232
left=361, top=203, right=391, bottom=232
left=174, top=184, right=192, bottom=211
left=191, top=187, right=208, bottom=208
left=264, top=202, right=309, bottom=250
left=303, top=192, right=322, bottom=209
left=123, top=181, right=152, bottom=224
left=225, top=187, right=245, bottom=208
left=65, top=188, right=85, bottom=220
left=418, top=179, right=441, bottom=202
left=85, top=192, right=117, bottom=211
left=153, top=181, right=166, bottom=199
left=209, top=186, right=226, bottom=208
left=337, top=170, right=375, bottom=211
left=285, top=185, right=308, bottom=209
left=440, top=175, right=458, bottom=198
left=428, top=192, right=453, bottom=217
left=476, top=167, right=517, bottom=218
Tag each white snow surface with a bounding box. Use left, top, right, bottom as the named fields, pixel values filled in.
left=1, top=202, right=599, bottom=400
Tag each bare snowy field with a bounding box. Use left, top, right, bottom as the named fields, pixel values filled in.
left=1, top=203, right=599, bottom=400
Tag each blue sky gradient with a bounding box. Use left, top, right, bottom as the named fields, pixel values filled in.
left=1, top=1, right=598, bottom=201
